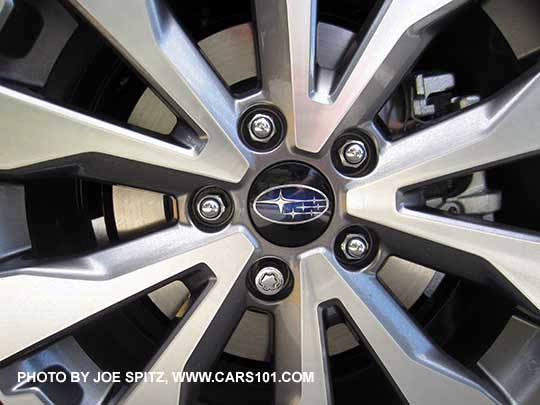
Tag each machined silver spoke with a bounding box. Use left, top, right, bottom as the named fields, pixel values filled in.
left=262, top=0, right=467, bottom=153
left=329, top=0, right=467, bottom=136
left=299, top=251, right=501, bottom=404
left=352, top=65, right=540, bottom=192
left=123, top=233, right=254, bottom=405
left=0, top=227, right=254, bottom=365
left=67, top=0, right=249, bottom=182
left=253, top=0, right=314, bottom=145
left=347, top=66, right=540, bottom=309
left=375, top=209, right=540, bottom=309
left=272, top=264, right=331, bottom=405
left=0, top=86, right=245, bottom=185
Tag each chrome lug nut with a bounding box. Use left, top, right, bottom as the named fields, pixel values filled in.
left=240, top=106, right=286, bottom=151
left=341, top=234, right=369, bottom=260
left=255, top=267, right=285, bottom=296
left=248, top=258, right=292, bottom=300
left=191, top=187, right=234, bottom=231
left=339, top=140, right=368, bottom=168
left=197, top=195, right=225, bottom=222
left=248, top=113, right=276, bottom=142
left=332, top=134, right=377, bottom=177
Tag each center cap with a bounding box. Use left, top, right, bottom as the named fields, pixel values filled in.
left=248, top=162, right=334, bottom=247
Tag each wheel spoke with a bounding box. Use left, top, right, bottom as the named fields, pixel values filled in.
left=0, top=227, right=254, bottom=364
left=0, top=86, right=246, bottom=187
left=330, top=0, right=467, bottom=133
left=268, top=0, right=467, bottom=153
left=272, top=265, right=331, bottom=405
left=373, top=210, right=540, bottom=310
left=253, top=0, right=315, bottom=145
left=66, top=0, right=248, bottom=181
left=123, top=244, right=253, bottom=405
left=354, top=65, right=540, bottom=191
left=348, top=67, right=540, bottom=309
left=299, top=252, right=501, bottom=404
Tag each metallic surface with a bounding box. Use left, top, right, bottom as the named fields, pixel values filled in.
left=112, top=185, right=169, bottom=239
left=1, top=0, right=538, bottom=404
left=198, top=23, right=257, bottom=86
left=483, top=0, right=540, bottom=60
left=0, top=229, right=254, bottom=363
left=61, top=0, right=250, bottom=183
left=0, top=184, right=30, bottom=261
left=0, top=85, right=246, bottom=183
left=123, top=234, right=254, bottom=404
left=0, top=0, right=13, bottom=31
left=378, top=257, right=438, bottom=310
left=0, top=337, right=113, bottom=405
left=147, top=280, right=190, bottom=320
left=255, top=266, right=285, bottom=295
left=273, top=251, right=499, bottom=405
left=339, top=140, right=368, bottom=168
left=197, top=195, right=225, bottom=221
left=254, top=0, right=468, bottom=153
left=452, top=95, right=481, bottom=110
left=248, top=113, right=276, bottom=142
left=223, top=310, right=272, bottom=362
left=347, top=66, right=540, bottom=311
left=121, top=22, right=353, bottom=360
left=479, top=316, right=540, bottom=404
left=0, top=0, right=77, bottom=88
left=341, top=234, right=369, bottom=260
left=128, top=89, right=177, bottom=135
left=413, top=73, right=456, bottom=117
left=426, top=172, right=502, bottom=221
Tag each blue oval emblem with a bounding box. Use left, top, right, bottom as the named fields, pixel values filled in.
left=253, top=184, right=330, bottom=225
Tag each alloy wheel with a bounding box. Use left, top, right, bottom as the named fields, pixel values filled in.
left=1, top=0, right=540, bottom=404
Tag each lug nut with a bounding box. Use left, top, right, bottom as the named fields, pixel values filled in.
left=339, top=141, right=367, bottom=168
left=254, top=266, right=285, bottom=296
left=341, top=234, right=369, bottom=260
left=335, top=227, right=377, bottom=269
left=248, top=113, right=276, bottom=142
left=332, top=134, right=377, bottom=177
left=191, top=187, right=233, bottom=231
left=248, top=258, right=293, bottom=300
left=240, top=106, right=286, bottom=151
left=197, top=195, right=225, bottom=221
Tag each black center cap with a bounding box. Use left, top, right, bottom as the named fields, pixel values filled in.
left=248, top=162, right=334, bottom=247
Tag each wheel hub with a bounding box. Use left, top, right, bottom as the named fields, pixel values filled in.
left=119, top=22, right=438, bottom=363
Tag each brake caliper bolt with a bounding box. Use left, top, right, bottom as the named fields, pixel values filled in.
left=197, top=195, right=225, bottom=221
left=339, top=140, right=368, bottom=168
left=341, top=234, right=369, bottom=260
left=248, top=113, right=276, bottom=142
left=255, top=267, right=284, bottom=296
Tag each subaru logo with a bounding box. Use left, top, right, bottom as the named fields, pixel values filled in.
left=253, top=184, right=330, bottom=225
